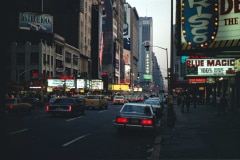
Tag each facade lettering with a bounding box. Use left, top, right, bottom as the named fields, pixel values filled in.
left=220, top=0, right=240, bottom=15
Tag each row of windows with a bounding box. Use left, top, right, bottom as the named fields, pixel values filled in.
left=16, top=50, right=78, bottom=67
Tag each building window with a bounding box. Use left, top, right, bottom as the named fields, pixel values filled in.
left=73, top=55, right=78, bottom=65
left=65, top=52, right=71, bottom=63
left=55, top=44, right=63, bottom=55
left=47, top=55, right=50, bottom=64
left=43, top=54, right=46, bottom=64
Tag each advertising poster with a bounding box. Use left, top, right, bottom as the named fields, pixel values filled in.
left=186, top=58, right=235, bottom=76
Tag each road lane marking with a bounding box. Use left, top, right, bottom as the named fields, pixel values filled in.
left=62, top=133, right=90, bottom=147
left=98, top=110, right=107, bottom=113
left=8, top=128, right=29, bottom=135
left=66, top=116, right=83, bottom=122
left=150, top=135, right=162, bottom=160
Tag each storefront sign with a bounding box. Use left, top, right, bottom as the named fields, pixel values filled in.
left=188, top=78, right=206, bottom=83
left=180, top=0, right=240, bottom=53
left=48, top=79, right=74, bottom=87
left=91, top=80, right=103, bottom=90
left=186, top=58, right=235, bottom=76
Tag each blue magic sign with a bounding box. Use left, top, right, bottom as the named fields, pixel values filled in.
left=182, top=0, right=218, bottom=48
left=19, top=12, right=53, bottom=33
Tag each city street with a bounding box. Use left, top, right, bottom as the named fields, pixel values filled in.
left=3, top=102, right=157, bottom=160
left=159, top=102, right=240, bottom=159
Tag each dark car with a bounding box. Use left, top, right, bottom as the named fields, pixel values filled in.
left=113, top=103, right=160, bottom=133
left=143, top=99, right=163, bottom=118
left=71, top=96, right=87, bottom=111
left=45, top=97, right=85, bottom=117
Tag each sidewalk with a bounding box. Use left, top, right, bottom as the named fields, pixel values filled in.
left=159, top=103, right=240, bottom=159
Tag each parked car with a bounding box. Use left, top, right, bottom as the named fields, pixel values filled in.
left=113, top=103, right=160, bottom=133
left=45, top=97, right=85, bottom=117
left=112, top=95, right=128, bottom=105
left=5, top=98, right=33, bottom=115
left=143, top=99, right=163, bottom=118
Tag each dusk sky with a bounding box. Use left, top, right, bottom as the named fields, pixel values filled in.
left=126, top=0, right=176, bottom=80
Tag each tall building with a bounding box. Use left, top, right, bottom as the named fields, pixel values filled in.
left=101, top=0, right=125, bottom=92
left=137, top=17, right=153, bottom=91
left=123, top=2, right=139, bottom=89
left=5, top=0, right=104, bottom=95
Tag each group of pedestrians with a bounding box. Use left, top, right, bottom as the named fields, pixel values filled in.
left=177, top=93, right=191, bottom=113
left=177, top=92, right=228, bottom=115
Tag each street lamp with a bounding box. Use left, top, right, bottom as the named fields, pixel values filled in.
left=152, top=46, right=169, bottom=92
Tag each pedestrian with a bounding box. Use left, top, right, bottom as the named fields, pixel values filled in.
left=177, top=94, right=181, bottom=107
left=185, top=93, right=191, bottom=112
left=216, top=94, right=221, bottom=115
left=220, top=94, right=228, bottom=115
left=193, top=94, right=197, bottom=108
left=181, top=94, right=185, bottom=113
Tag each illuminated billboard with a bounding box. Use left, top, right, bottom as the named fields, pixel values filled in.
left=178, top=0, right=240, bottom=55
left=19, top=12, right=53, bottom=33
left=186, top=58, right=235, bottom=76
left=143, top=74, right=152, bottom=80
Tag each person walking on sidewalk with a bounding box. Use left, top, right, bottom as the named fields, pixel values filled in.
left=185, top=93, right=191, bottom=112
left=177, top=94, right=181, bottom=107
left=216, top=94, right=221, bottom=115
left=220, top=94, right=228, bottom=115
left=181, top=93, right=185, bottom=113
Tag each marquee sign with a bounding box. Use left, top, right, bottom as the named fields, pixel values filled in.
left=186, top=58, right=235, bottom=76
left=180, top=0, right=240, bottom=53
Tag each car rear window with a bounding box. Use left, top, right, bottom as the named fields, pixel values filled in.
left=54, top=98, right=74, bottom=104
left=121, top=105, right=151, bottom=115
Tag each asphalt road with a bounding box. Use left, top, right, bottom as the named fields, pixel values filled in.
left=4, top=102, right=160, bottom=160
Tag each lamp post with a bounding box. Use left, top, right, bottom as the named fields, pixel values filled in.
left=152, top=46, right=169, bottom=92
left=17, top=68, right=31, bottom=97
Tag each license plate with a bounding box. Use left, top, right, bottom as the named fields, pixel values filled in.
left=131, top=119, right=138, bottom=124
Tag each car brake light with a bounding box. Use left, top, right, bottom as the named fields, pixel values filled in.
left=9, top=105, right=13, bottom=109
left=46, top=106, right=49, bottom=111
left=141, top=119, right=153, bottom=125
left=116, top=117, right=128, bottom=123
left=68, top=106, right=72, bottom=111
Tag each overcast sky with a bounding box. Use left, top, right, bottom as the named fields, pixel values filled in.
left=126, top=0, right=175, bottom=79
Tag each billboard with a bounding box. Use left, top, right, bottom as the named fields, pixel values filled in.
left=19, top=12, right=53, bottom=33
left=124, top=64, right=131, bottom=84
left=91, top=79, right=103, bottom=90
left=186, top=58, right=235, bottom=76
left=143, top=74, right=152, bottom=80
left=178, top=0, right=240, bottom=55
left=114, top=41, right=120, bottom=81
left=48, top=79, right=74, bottom=88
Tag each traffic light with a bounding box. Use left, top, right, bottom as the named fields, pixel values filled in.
left=144, top=41, right=151, bottom=51
left=31, top=71, right=39, bottom=80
